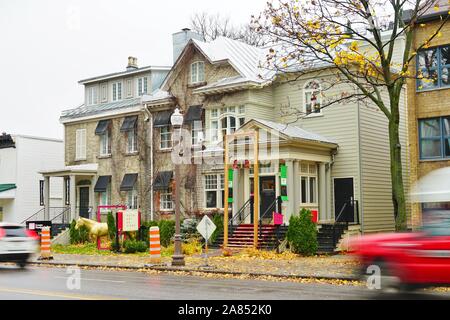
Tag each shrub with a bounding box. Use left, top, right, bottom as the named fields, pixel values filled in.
left=209, top=214, right=224, bottom=244
left=69, top=220, right=90, bottom=244
left=286, top=209, right=318, bottom=256
left=158, top=220, right=175, bottom=247
left=106, top=212, right=116, bottom=241
left=123, top=240, right=148, bottom=254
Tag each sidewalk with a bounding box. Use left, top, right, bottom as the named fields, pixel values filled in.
left=31, top=250, right=361, bottom=281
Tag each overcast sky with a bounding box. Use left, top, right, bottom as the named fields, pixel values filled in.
left=0, top=0, right=267, bottom=140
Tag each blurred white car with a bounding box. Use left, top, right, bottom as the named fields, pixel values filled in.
left=0, top=223, right=39, bottom=268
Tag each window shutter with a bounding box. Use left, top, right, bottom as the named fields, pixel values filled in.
left=76, top=129, right=86, bottom=160
left=76, top=130, right=81, bottom=159
left=81, top=129, right=86, bottom=159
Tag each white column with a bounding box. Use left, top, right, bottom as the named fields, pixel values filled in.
left=286, top=160, right=295, bottom=220
left=62, top=177, right=67, bottom=208
left=44, top=176, right=50, bottom=220
left=293, top=161, right=300, bottom=215
left=232, top=169, right=239, bottom=216
left=69, top=175, right=76, bottom=221
left=319, top=163, right=327, bottom=222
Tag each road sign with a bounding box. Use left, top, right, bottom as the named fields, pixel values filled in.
left=196, top=215, right=216, bottom=241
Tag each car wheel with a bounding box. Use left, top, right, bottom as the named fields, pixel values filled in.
left=17, top=261, right=27, bottom=269
left=377, top=261, right=402, bottom=294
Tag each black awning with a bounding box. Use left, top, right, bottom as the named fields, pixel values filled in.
left=153, top=171, right=173, bottom=190
left=95, top=120, right=111, bottom=135
left=94, top=176, right=111, bottom=193
left=120, top=116, right=138, bottom=132
left=120, top=173, right=138, bottom=191
left=153, top=111, right=172, bottom=127
left=184, top=105, right=203, bottom=124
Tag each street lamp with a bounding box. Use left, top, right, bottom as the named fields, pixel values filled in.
left=170, top=107, right=186, bottom=266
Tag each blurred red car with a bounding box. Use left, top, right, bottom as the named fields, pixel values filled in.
left=351, top=210, right=450, bottom=291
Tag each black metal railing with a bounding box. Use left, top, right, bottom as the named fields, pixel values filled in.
left=21, top=207, right=71, bottom=224
left=229, top=196, right=254, bottom=227
left=50, top=207, right=71, bottom=225
left=332, top=199, right=360, bottom=248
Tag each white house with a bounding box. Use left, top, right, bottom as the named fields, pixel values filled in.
left=0, top=133, right=64, bottom=223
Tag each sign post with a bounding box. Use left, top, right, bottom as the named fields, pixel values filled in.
left=196, top=215, right=216, bottom=269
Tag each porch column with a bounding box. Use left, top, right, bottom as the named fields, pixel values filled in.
left=243, top=168, right=250, bottom=224
left=286, top=160, right=295, bottom=219
left=232, top=169, right=239, bottom=218
left=62, top=177, right=67, bottom=209
left=326, top=164, right=332, bottom=221
left=69, top=175, right=76, bottom=221
left=319, top=163, right=327, bottom=221
left=44, top=176, right=50, bottom=220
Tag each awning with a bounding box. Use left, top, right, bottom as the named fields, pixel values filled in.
left=95, top=120, right=111, bottom=135
left=0, top=184, right=16, bottom=193
left=184, top=105, right=203, bottom=124
left=120, top=174, right=138, bottom=191
left=120, top=116, right=138, bottom=132
left=153, top=111, right=172, bottom=127
left=153, top=171, right=173, bottom=190
left=94, top=176, right=111, bottom=193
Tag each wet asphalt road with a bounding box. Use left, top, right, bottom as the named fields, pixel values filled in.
left=0, top=264, right=448, bottom=300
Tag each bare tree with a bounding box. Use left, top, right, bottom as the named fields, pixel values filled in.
left=253, top=0, right=449, bottom=230
left=190, top=12, right=268, bottom=47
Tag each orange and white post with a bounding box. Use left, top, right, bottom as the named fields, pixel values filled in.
left=149, top=226, right=161, bottom=264
left=39, top=226, right=53, bottom=260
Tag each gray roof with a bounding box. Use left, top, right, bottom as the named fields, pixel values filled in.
left=79, top=65, right=171, bottom=85
left=251, top=119, right=338, bottom=145
left=60, top=97, right=142, bottom=121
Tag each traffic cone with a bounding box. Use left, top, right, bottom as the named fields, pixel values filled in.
left=38, top=226, right=53, bottom=260
left=149, top=226, right=161, bottom=264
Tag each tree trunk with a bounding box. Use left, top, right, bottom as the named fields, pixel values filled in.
left=388, top=98, right=407, bottom=231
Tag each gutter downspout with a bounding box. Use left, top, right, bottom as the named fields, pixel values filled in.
left=142, top=103, right=154, bottom=221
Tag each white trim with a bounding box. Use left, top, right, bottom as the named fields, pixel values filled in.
left=60, top=106, right=142, bottom=124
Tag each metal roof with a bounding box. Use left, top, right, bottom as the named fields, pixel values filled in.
left=60, top=97, right=142, bottom=121
left=79, top=65, right=171, bottom=85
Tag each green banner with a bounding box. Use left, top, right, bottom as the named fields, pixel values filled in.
left=280, top=165, right=288, bottom=201
left=228, top=168, right=234, bottom=203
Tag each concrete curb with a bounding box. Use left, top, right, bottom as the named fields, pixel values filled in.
left=31, top=260, right=359, bottom=282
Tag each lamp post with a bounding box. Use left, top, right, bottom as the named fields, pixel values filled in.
left=170, top=107, right=186, bottom=266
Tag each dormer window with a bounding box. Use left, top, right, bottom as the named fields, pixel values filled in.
left=87, top=86, right=98, bottom=106
left=304, top=80, right=322, bottom=116
left=191, top=61, right=205, bottom=84
left=137, top=77, right=148, bottom=96
left=112, top=82, right=122, bottom=101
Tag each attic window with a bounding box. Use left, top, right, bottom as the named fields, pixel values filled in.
left=191, top=61, right=205, bottom=84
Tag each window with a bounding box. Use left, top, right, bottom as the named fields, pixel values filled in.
left=99, top=184, right=111, bottom=207
left=191, top=121, right=203, bottom=147
left=209, top=107, right=244, bottom=142
left=299, top=163, right=318, bottom=205
left=127, top=127, right=138, bottom=153
left=87, top=86, right=98, bottom=106
left=417, top=45, right=450, bottom=90
left=138, top=77, right=148, bottom=96
left=100, top=128, right=111, bottom=156
left=160, top=126, right=172, bottom=150
left=127, top=187, right=138, bottom=210
left=126, top=79, right=133, bottom=98
left=112, top=82, right=122, bottom=101
left=204, top=174, right=225, bottom=209
left=100, top=83, right=108, bottom=102
left=304, top=80, right=322, bottom=115
left=191, top=61, right=205, bottom=84
left=419, top=117, right=450, bottom=159
left=75, top=129, right=86, bottom=160
left=160, top=188, right=173, bottom=210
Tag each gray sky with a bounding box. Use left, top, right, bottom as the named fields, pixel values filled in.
left=0, top=0, right=267, bottom=139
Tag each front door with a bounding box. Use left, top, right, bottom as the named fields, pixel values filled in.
left=79, top=187, right=90, bottom=219
left=334, top=178, right=355, bottom=223
left=260, top=176, right=276, bottom=222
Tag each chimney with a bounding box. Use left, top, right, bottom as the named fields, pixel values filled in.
left=127, top=56, right=138, bottom=70
left=172, top=28, right=205, bottom=64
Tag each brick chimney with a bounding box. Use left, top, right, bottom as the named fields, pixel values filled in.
left=127, top=56, right=138, bottom=70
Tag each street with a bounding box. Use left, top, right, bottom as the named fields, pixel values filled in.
left=0, top=264, right=449, bottom=300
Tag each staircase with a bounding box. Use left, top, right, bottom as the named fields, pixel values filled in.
left=22, top=207, right=71, bottom=239
left=213, top=224, right=288, bottom=250
left=317, top=223, right=349, bottom=254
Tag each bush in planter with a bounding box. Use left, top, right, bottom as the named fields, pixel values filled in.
left=286, top=209, right=318, bottom=256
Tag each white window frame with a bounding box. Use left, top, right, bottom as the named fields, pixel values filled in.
left=87, top=86, right=98, bottom=106
left=112, top=81, right=123, bottom=101
left=127, top=186, right=138, bottom=210
left=204, top=174, right=225, bottom=209
left=75, top=129, right=87, bottom=161
left=160, top=126, right=172, bottom=150
left=160, top=188, right=173, bottom=211
left=299, top=163, right=318, bottom=205
left=137, top=77, right=148, bottom=96
left=100, top=83, right=108, bottom=103
left=190, top=61, right=205, bottom=84
left=304, top=80, right=322, bottom=116
left=99, top=128, right=111, bottom=157
left=127, top=127, right=138, bottom=154
left=126, top=79, right=133, bottom=98
left=209, top=107, right=245, bottom=142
